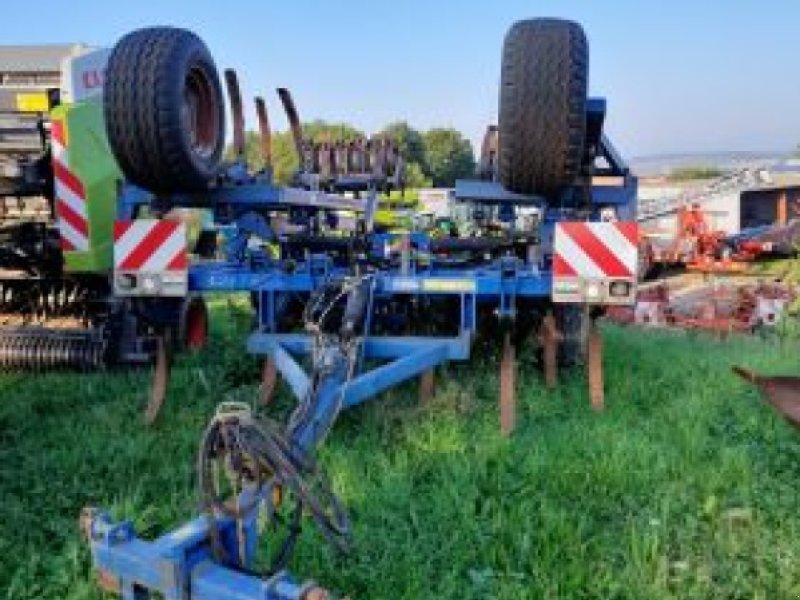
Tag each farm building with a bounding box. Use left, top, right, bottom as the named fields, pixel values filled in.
left=637, top=161, right=800, bottom=236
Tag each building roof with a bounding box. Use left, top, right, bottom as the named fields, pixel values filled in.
left=0, top=45, right=86, bottom=74
left=770, top=158, right=800, bottom=173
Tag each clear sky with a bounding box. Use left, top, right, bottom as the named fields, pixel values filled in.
left=4, top=0, right=799, bottom=159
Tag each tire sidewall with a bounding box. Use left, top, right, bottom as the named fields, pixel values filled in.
left=170, top=43, right=226, bottom=183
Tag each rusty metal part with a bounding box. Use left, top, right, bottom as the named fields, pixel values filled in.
left=261, top=358, right=278, bottom=405
left=733, top=366, right=800, bottom=428
left=333, top=141, right=349, bottom=176
left=302, top=587, right=332, bottom=600
left=96, top=569, right=121, bottom=594
left=348, top=139, right=366, bottom=173
left=79, top=506, right=97, bottom=542
left=224, top=69, right=245, bottom=158
left=368, top=137, right=388, bottom=177
left=538, top=312, right=561, bottom=390
left=500, top=330, right=516, bottom=435
left=145, top=333, right=171, bottom=425
left=317, top=141, right=332, bottom=178
left=277, top=87, right=304, bottom=160
left=587, top=319, right=604, bottom=411
left=255, top=96, right=272, bottom=168
left=419, top=369, right=435, bottom=404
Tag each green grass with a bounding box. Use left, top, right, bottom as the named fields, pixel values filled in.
left=2, top=304, right=800, bottom=599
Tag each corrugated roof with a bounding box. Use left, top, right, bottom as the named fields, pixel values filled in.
left=0, top=45, right=86, bottom=74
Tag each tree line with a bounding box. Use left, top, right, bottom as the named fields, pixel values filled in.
left=232, top=120, right=475, bottom=188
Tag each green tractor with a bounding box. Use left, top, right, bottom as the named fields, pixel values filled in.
left=0, top=45, right=205, bottom=370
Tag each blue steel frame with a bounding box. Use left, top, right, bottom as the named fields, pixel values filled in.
left=91, top=97, right=638, bottom=600
left=85, top=510, right=313, bottom=600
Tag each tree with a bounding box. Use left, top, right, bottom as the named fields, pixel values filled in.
left=382, top=121, right=431, bottom=190
left=228, top=122, right=478, bottom=189
left=402, top=161, right=432, bottom=189
left=668, top=166, right=726, bottom=181
left=270, top=131, right=300, bottom=185
left=422, top=128, right=475, bottom=187
left=303, top=120, right=364, bottom=143
left=382, top=121, right=427, bottom=171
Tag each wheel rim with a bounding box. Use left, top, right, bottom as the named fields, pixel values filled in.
left=183, top=66, right=220, bottom=159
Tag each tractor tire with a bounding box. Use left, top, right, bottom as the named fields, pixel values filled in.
left=104, top=27, right=225, bottom=193
left=498, top=18, right=588, bottom=199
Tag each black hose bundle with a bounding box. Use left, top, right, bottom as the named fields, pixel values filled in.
left=197, top=403, right=350, bottom=575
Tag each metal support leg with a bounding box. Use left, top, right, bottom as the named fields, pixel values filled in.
left=261, top=358, right=278, bottom=405
left=145, top=333, right=171, bottom=425
left=539, top=312, right=561, bottom=390
left=419, top=369, right=435, bottom=404
left=587, top=319, right=604, bottom=411
left=500, top=331, right=516, bottom=436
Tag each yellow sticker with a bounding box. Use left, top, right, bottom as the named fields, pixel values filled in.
left=422, top=279, right=476, bottom=293
left=16, top=92, right=50, bottom=113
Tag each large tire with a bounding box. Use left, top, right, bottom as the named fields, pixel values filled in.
left=498, top=19, right=588, bottom=199
left=104, top=27, right=225, bottom=193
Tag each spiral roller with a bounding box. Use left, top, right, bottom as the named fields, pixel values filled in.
left=0, top=327, right=106, bottom=370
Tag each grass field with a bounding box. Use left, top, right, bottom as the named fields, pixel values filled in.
left=2, top=303, right=800, bottom=599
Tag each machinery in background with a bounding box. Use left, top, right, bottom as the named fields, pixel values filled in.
left=640, top=203, right=795, bottom=277
left=725, top=219, right=800, bottom=260
left=84, top=19, right=640, bottom=599
left=0, top=44, right=206, bottom=369
left=606, top=278, right=796, bottom=334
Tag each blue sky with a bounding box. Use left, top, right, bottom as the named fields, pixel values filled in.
left=4, top=0, right=799, bottom=158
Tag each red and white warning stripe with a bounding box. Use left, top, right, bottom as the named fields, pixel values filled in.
left=113, top=220, right=188, bottom=272
left=553, top=222, right=639, bottom=278
left=51, top=119, right=89, bottom=251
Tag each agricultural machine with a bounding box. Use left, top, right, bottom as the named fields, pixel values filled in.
left=608, top=278, right=796, bottom=334
left=639, top=167, right=800, bottom=277
left=640, top=203, right=787, bottom=276
left=81, top=19, right=640, bottom=598
left=0, top=44, right=205, bottom=369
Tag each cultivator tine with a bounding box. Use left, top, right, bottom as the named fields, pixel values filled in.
left=500, top=330, right=517, bottom=436
left=732, top=366, right=800, bottom=428
left=539, top=312, right=561, bottom=390
left=587, top=319, right=604, bottom=411
left=145, top=334, right=172, bottom=425
left=277, top=87, right=304, bottom=159
left=255, top=96, right=272, bottom=169
left=261, top=357, right=278, bottom=405
left=224, top=69, right=245, bottom=158
left=419, top=370, right=435, bottom=404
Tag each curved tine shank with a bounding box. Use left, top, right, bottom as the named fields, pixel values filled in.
left=255, top=96, right=272, bottom=168
left=277, top=88, right=304, bottom=159
left=224, top=69, right=245, bottom=157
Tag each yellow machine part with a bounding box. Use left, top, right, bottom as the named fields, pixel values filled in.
left=15, top=91, right=51, bottom=113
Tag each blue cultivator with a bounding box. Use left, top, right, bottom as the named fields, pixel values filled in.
left=82, top=18, right=640, bottom=598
